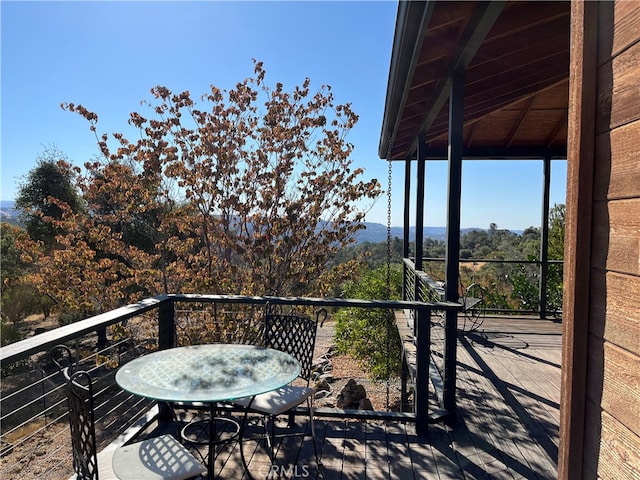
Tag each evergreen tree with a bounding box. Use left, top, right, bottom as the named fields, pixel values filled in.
left=15, top=148, right=83, bottom=249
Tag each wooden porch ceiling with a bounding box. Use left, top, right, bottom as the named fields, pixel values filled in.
left=379, top=1, right=570, bottom=161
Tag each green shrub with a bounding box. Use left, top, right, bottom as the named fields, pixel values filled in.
left=335, top=265, right=402, bottom=381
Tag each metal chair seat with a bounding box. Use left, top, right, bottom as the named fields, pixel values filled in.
left=110, top=434, right=205, bottom=480
left=234, top=385, right=314, bottom=416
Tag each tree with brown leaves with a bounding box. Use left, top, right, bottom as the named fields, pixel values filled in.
left=24, top=61, right=379, bottom=319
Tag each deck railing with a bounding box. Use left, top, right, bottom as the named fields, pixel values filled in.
left=0, top=294, right=457, bottom=479
left=402, top=259, right=456, bottom=413
left=418, top=257, right=564, bottom=318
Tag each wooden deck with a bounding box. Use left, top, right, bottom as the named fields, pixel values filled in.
left=150, top=316, right=562, bottom=479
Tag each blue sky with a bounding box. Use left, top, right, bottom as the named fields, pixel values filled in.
left=1, top=1, right=566, bottom=230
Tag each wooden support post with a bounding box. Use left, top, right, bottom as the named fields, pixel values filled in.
left=559, top=2, right=598, bottom=478
left=539, top=156, right=552, bottom=319
left=443, top=67, right=465, bottom=417
left=403, top=158, right=412, bottom=302
left=404, top=157, right=412, bottom=261
left=415, top=133, right=426, bottom=274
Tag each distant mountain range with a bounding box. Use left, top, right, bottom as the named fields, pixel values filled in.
left=0, top=201, right=19, bottom=222
left=0, top=200, right=519, bottom=243
left=354, top=223, right=493, bottom=243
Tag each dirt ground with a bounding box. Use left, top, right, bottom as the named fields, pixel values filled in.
left=312, top=318, right=401, bottom=411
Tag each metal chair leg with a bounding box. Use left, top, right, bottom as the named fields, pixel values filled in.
left=308, top=398, right=321, bottom=467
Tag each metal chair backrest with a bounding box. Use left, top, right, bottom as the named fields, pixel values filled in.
left=51, top=344, right=74, bottom=375
left=51, top=346, right=99, bottom=480
left=264, top=309, right=326, bottom=383
left=67, top=370, right=99, bottom=480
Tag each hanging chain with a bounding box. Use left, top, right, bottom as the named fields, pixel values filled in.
left=386, top=159, right=393, bottom=289
left=385, top=156, right=393, bottom=410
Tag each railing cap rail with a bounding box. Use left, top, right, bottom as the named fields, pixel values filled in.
left=1, top=296, right=167, bottom=364
left=1, top=294, right=455, bottom=365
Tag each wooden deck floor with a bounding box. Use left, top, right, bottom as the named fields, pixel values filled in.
left=153, top=316, right=562, bottom=479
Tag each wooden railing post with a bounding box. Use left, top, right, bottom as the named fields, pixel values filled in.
left=158, top=300, right=175, bottom=350
left=157, top=299, right=176, bottom=420
left=414, top=306, right=431, bottom=436
left=401, top=354, right=410, bottom=412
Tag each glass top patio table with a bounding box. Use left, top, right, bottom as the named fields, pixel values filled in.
left=115, top=344, right=301, bottom=403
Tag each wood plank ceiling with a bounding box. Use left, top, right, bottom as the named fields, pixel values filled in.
left=379, top=1, right=571, bottom=161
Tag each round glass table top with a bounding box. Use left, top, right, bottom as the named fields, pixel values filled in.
left=115, top=344, right=301, bottom=403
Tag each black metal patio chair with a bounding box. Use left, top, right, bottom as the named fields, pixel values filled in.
left=50, top=345, right=206, bottom=480
left=234, top=308, right=327, bottom=471
left=459, top=282, right=486, bottom=331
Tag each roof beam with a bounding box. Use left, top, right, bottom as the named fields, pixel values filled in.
left=505, top=96, right=536, bottom=148
left=391, top=145, right=567, bottom=161
left=546, top=109, right=568, bottom=147
left=405, top=1, right=506, bottom=158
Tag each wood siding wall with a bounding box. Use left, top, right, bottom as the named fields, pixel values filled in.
left=562, top=2, right=640, bottom=479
